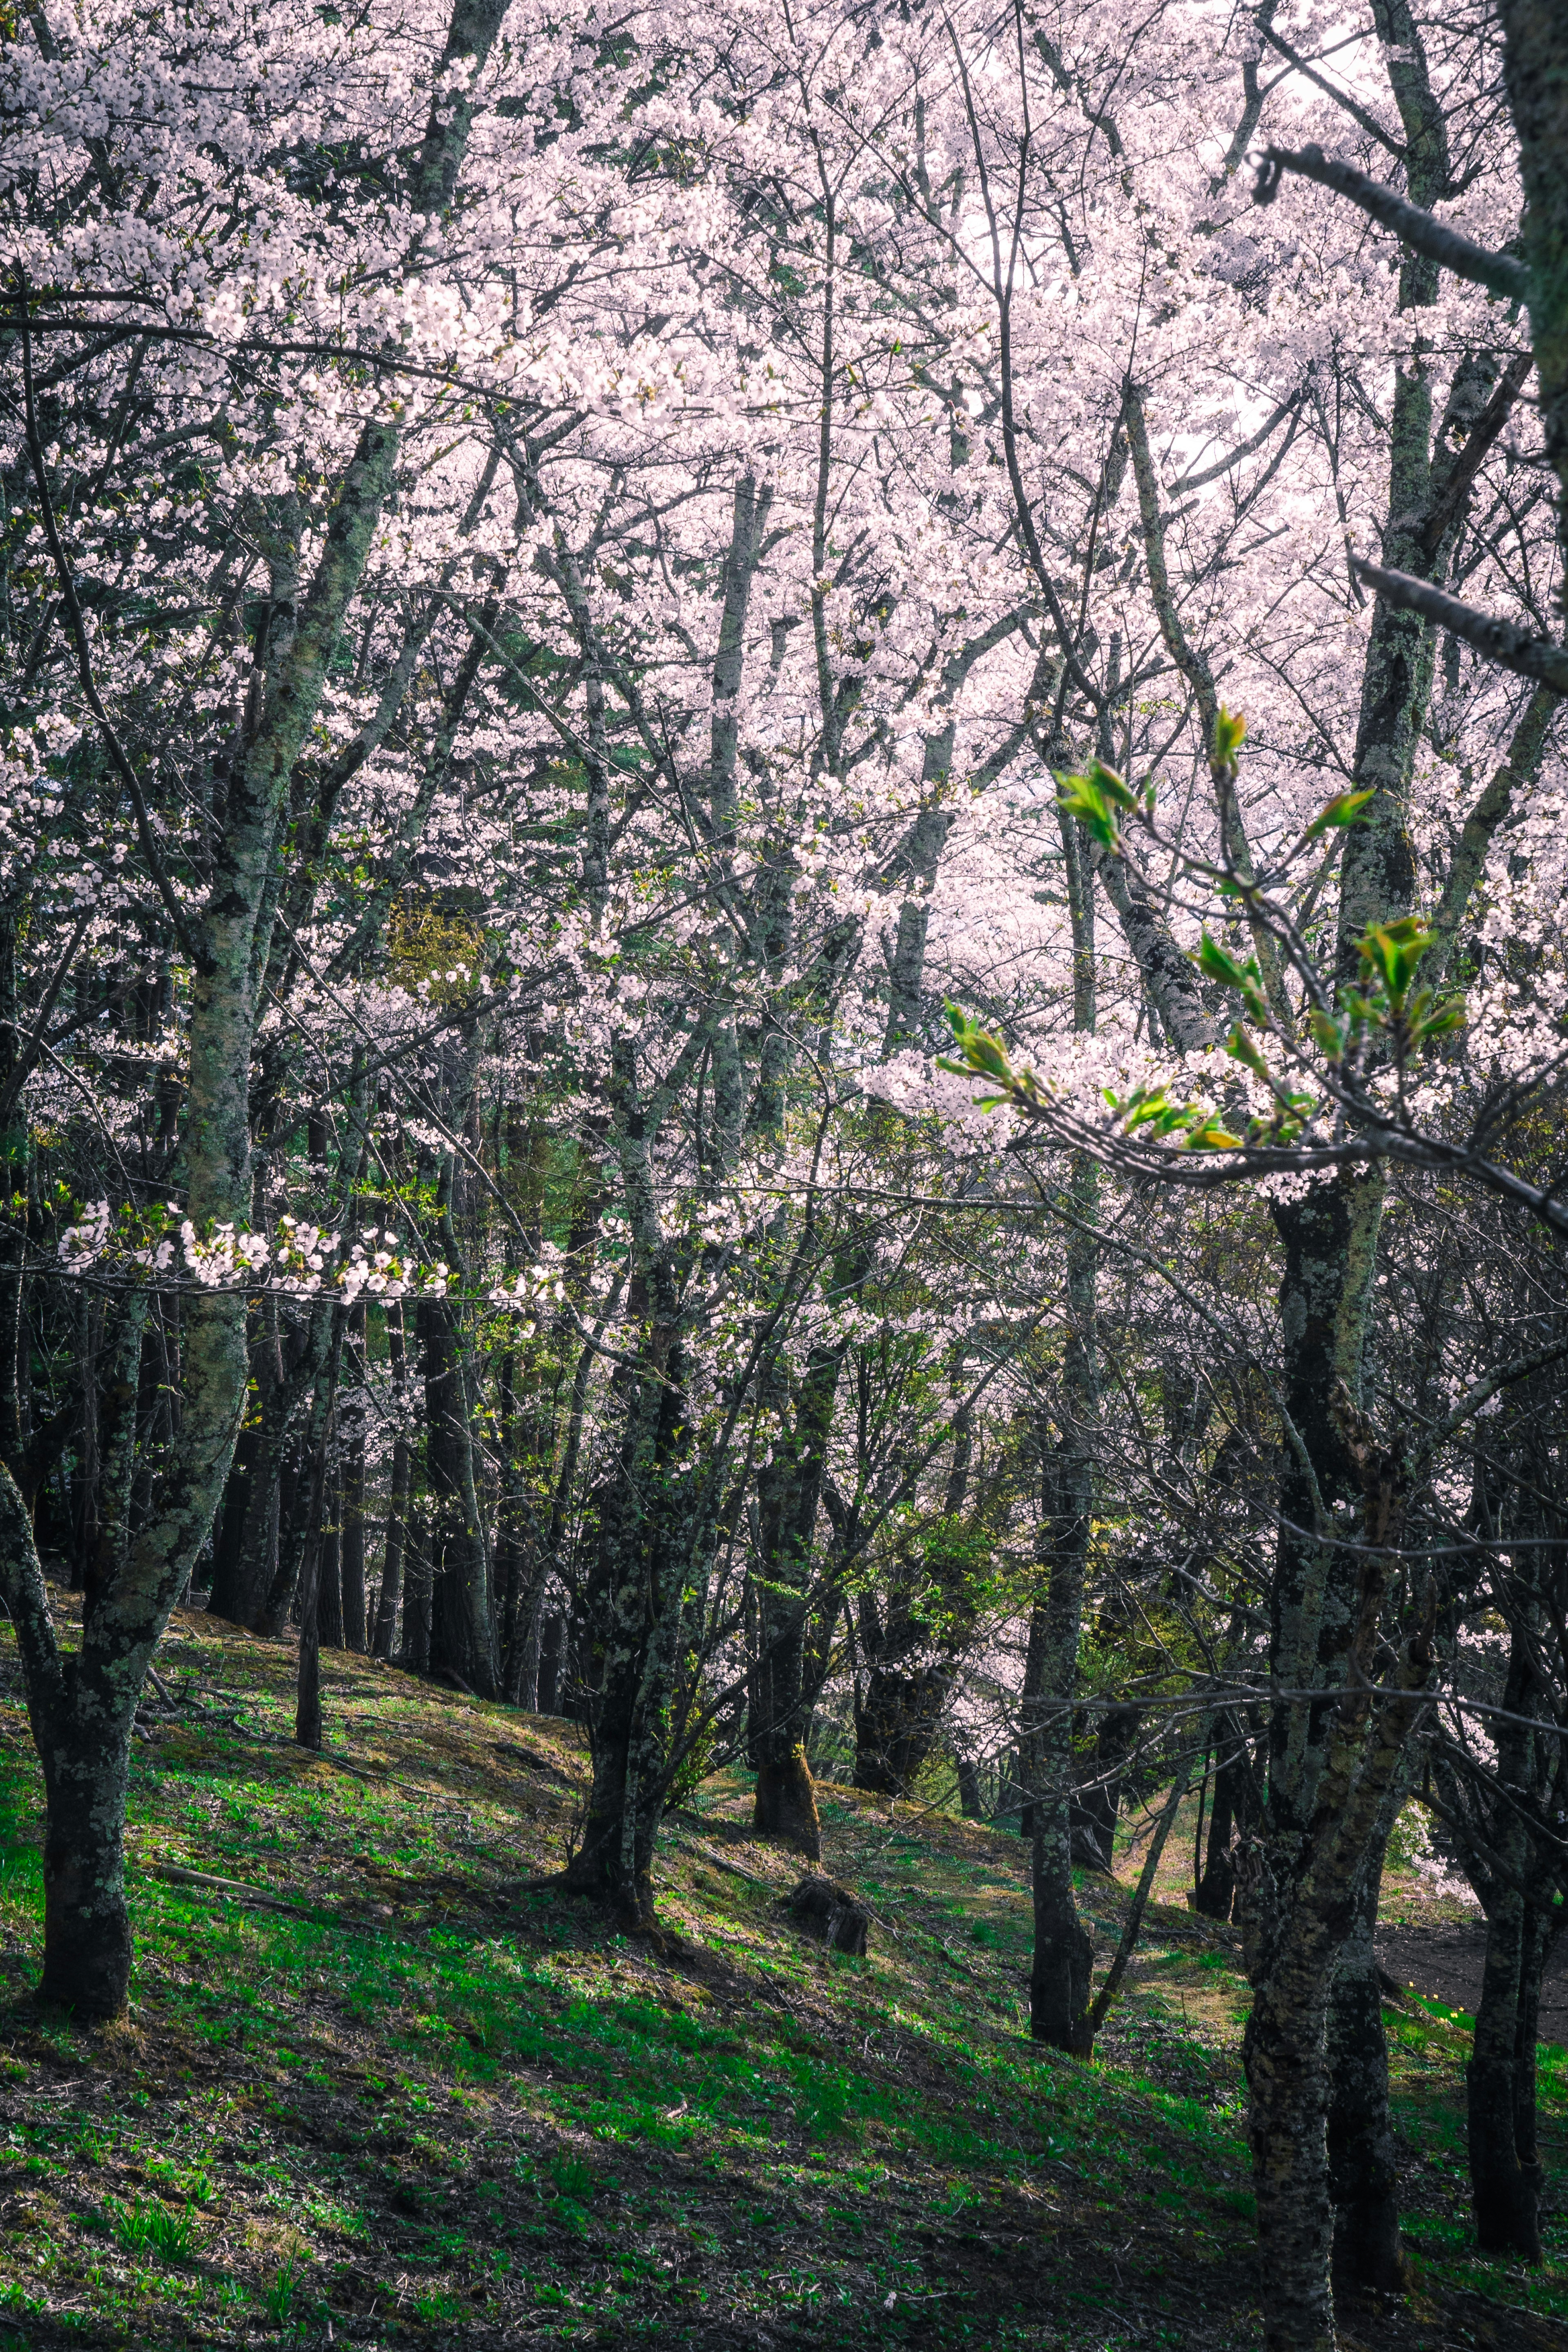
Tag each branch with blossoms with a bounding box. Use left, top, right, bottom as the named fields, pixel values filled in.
left=938, top=708, right=1568, bottom=1243
left=47, top=1199, right=653, bottom=1365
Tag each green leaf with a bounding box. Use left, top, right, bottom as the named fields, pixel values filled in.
left=1212, top=706, right=1247, bottom=767
left=1305, top=788, right=1374, bottom=842
left=1357, top=915, right=1434, bottom=1006
left=1198, top=932, right=1247, bottom=989
left=1225, top=1025, right=1269, bottom=1077
left=1056, top=768, right=1125, bottom=849
left=1307, top=1007, right=1347, bottom=1062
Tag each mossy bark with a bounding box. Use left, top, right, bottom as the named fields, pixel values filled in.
left=754, top=1742, right=822, bottom=1859
left=752, top=1344, right=839, bottom=1860
left=0, top=0, right=512, bottom=2019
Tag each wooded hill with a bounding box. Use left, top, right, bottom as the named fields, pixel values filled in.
left=0, top=1604, right=1561, bottom=2350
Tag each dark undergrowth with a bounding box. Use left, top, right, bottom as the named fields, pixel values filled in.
left=0, top=1606, right=1561, bottom=2350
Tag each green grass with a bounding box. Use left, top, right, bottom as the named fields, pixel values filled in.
left=0, top=1611, right=1561, bottom=2348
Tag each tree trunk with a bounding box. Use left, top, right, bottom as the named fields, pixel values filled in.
left=295, top=1515, right=324, bottom=1752
left=1246, top=1955, right=1337, bottom=2352
left=853, top=1663, right=950, bottom=1797
left=400, top=1513, right=432, bottom=1676
left=340, top=1324, right=366, bottom=1652
left=421, top=1296, right=497, bottom=1697
left=0, top=0, right=511, bottom=2027
left=752, top=1345, right=839, bottom=1859
left=955, top=1749, right=984, bottom=1820
left=83, top=1294, right=147, bottom=1627
left=1072, top=1703, right=1136, bottom=1873
left=1197, top=1714, right=1252, bottom=1918
left=1512, top=1905, right=1553, bottom=2241
left=1468, top=1852, right=1543, bottom=2259
left=39, top=1701, right=134, bottom=2020
left=537, top=1610, right=565, bottom=1714
left=318, top=1463, right=344, bottom=1650
left=1327, top=1815, right=1406, bottom=2294
left=1028, top=1152, right=1097, bottom=2052
left=373, top=1303, right=412, bottom=1660
left=373, top=1436, right=409, bottom=1660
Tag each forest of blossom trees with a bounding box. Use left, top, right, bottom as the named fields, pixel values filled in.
left=0, top=0, right=1566, bottom=2345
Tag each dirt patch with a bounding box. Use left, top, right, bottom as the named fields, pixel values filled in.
left=1378, top=1919, right=1568, bottom=2037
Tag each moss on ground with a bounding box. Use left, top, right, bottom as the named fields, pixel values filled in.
left=0, top=1609, right=1559, bottom=2349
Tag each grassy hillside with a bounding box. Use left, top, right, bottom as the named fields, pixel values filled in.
left=0, top=1608, right=1561, bottom=2350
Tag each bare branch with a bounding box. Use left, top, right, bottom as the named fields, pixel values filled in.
left=1352, top=559, right=1568, bottom=692
left=1253, top=145, right=1528, bottom=303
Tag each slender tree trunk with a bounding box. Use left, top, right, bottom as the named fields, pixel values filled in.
left=421, top=1296, right=497, bottom=1697
left=752, top=1335, right=842, bottom=1855
left=537, top=1610, right=564, bottom=1714
left=1512, top=1904, right=1554, bottom=2241
left=1073, top=1704, right=1136, bottom=1873
left=318, top=1462, right=344, bottom=1650
left=1029, top=1155, right=1097, bottom=2053
left=340, top=1315, right=366, bottom=1652
left=1327, top=1809, right=1406, bottom=2294
left=1197, top=1713, right=1250, bottom=1918
left=401, top=1513, right=432, bottom=1676
left=374, top=1436, right=409, bottom=1660
left=295, top=1516, right=324, bottom=1752
left=373, top=1302, right=411, bottom=1659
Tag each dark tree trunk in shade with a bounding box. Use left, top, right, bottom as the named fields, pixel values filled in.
left=420, top=1296, right=497, bottom=1697
left=71, top=1294, right=101, bottom=1590
left=401, top=1517, right=432, bottom=1675
left=751, top=1345, right=840, bottom=1861
left=318, top=1466, right=345, bottom=1651
left=372, top=1303, right=411, bottom=1660
left=1463, top=1622, right=1550, bottom=2265
left=955, top=1750, right=983, bottom=1820
left=1071, top=1703, right=1136, bottom=1872
left=341, top=1411, right=366, bottom=1653
left=1031, top=1808, right=1093, bottom=2046
left=83, top=1294, right=147, bottom=1628
left=373, top=1436, right=409, bottom=1660
left=853, top=1663, right=951, bottom=1798
left=1197, top=1715, right=1253, bottom=1918
left=537, top=1610, right=565, bottom=1715
left=40, top=1702, right=134, bottom=2018
left=1512, top=1907, right=1554, bottom=2235
left=1327, top=1821, right=1406, bottom=2294
left=208, top=1411, right=259, bottom=1619
left=1468, top=1869, right=1545, bottom=2261
left=295, top=1520, right=323, bottom=1751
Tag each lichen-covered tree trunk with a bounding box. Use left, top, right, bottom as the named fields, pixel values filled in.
left=752, top=1343, right=840, bottom=1860
left=1028, top=1155, right=1098, bottom=2052
left=1327, top=1803, right=1406, bottom=2293
left=0, top=0, right=512, bottom=2019
left=1028, top=799, right=1098, bottom=2052
left=562, top=1354, right=698, bottom=1928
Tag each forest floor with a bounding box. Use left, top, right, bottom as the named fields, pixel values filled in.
left=0, top=1606, right=1562, bottom=2351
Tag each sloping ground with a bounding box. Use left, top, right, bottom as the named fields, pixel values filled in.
left=0, top=1609, right=1560, bottom=2351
